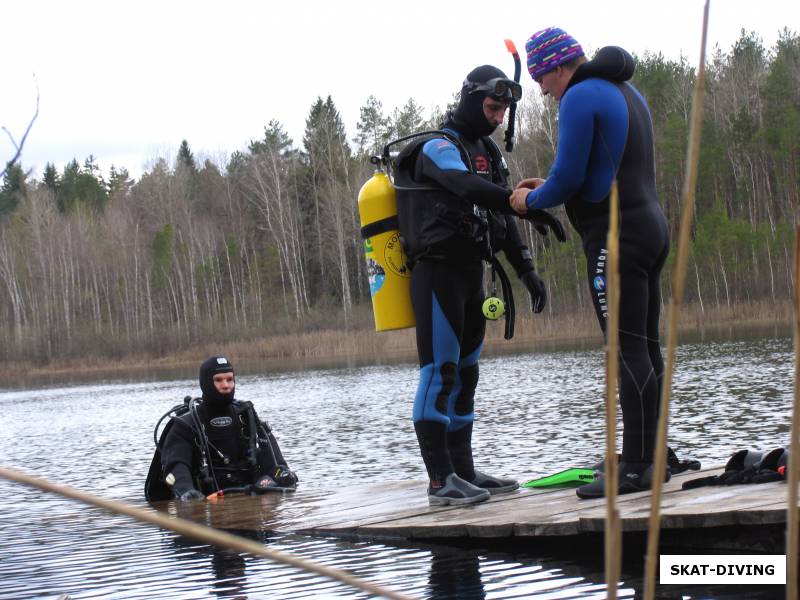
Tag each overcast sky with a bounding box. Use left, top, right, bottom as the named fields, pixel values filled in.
left=3, top=0, right=797, bottom=179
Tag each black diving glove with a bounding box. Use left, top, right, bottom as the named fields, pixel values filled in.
left=520, top=270, right=547, bottom=313
left=176, top=488, right=205, bottom=502
left=254, top=467, right=297, bottom=493
left=253, top=474, right=279, bottom=494
left=273, top=465, right=298, bottom=489
left=522, top=209, right=567, bottom=242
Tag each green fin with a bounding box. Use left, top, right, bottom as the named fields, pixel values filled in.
left=522, top=468, right=597, bottom=489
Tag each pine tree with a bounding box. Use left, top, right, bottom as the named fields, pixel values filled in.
left=389, top=97, right=425, bottom=139
left=108, top=165, right=133, bottom=198
left=0, top=162, right=27, bottom=216
left=42, top=162, right=59, bottom=192
left=177, top=139, right=197, bottom=173
left=301, top=96, right=355, bottom=307
left=176, top=139, right=199, bottom=208
left=56, top=158, right=108, bottom=213
left=57, top=159, right=81, bottom=212
left=355, top=95, right=390, bottom=157
left=249, top=120, right=293, bottom=155
left=84, top=154, right=101, bottom=175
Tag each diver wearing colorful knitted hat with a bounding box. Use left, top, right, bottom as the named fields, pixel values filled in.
left=512, top=28, right=674, bottom=502
left=525, top=27, right=584, bottom=80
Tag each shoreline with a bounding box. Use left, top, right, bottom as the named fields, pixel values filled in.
left=0, top=299, right=792, bottom=388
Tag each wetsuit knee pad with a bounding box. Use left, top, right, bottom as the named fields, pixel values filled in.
left=413, top=361, right=457, bottom=424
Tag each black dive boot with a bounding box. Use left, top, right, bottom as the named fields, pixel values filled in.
left=591, top=448, right=701, bottom=475
left=576, top=461, right=671, bottom=500
left=416, top=421, right=489, bottom=506
left=448, top=424, right=518, bottom=495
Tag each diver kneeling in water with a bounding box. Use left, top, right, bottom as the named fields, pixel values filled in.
left=148, top=356, right=297, bottom=502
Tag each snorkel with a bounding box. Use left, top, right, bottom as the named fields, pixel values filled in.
left=503, top=39, right=521, bottom=152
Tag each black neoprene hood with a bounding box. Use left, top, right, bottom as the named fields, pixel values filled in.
left=199, top=355, right=235, bottom=404
left=452, top=64, right=510, bottom=140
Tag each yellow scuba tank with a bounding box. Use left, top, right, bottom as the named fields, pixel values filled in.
left=357, top=167, right=415, bottom=331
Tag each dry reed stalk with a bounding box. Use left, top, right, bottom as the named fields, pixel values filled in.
left=787, top=227, right=800, bottom=600
left=605, top=182, right=622, bottom=598
left=644, top=3, right=710, bottom=599
left=0, top=466, right=414, bottom=600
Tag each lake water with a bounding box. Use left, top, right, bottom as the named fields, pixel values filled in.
left=0, top=335, right=793, bottom=599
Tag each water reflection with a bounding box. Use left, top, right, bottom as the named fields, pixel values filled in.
left=169, top=530, right=268, bottom=600
left=428, top=547, right=485, bottom=599
left=0, top=335, right=793, bottom=599
left=167, top=493, right=285, bottom=532
left=421, top=542, right=630, bottom=599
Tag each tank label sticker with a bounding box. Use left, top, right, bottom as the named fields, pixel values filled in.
left=384, top=232, right=410, bottom=278
left=366, top=255, right=385, bottom=296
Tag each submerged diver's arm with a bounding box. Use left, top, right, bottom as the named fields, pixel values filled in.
left=161, top=420, right=202, bottom=499
left=419, top=138, right=516, bottom=214
left=257, top=419, right=288, bottom=466
left=167, top=463, right=203, bottom=500
left=256, top=415, right=298, bottom=487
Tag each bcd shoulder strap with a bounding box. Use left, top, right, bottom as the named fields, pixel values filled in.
left=481, top=136, right=510, bottom=187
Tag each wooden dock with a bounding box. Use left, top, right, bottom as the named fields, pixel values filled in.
left=162, top=465, right=793, bottom=552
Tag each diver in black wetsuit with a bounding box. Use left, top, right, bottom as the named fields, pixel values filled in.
left=511, top=28, right=671, bottom=498
left=395, top=65, right=563, bottom=506
left=159, top=356, right=297, bottom=501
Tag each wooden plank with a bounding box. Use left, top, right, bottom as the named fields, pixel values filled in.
left=306, top=483, right=581, bottom=537
left=572, top=481, right=790, bottom=532
left=349, top=468, right=722, bottom=539
left=289, top=480, right=573, bottom=533
left=149, top=464, right=796, bottom=549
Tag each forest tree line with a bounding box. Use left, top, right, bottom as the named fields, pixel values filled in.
left=0, top=30, right=797, bottom=363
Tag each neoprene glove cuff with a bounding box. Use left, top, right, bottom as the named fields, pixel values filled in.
left=521, top=209, right=567, bottom=242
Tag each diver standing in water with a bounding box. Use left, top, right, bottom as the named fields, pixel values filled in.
left=394, top=65, right=562, bottom=505
left=155, top=356, right=297, bottom=501
left=510, top=29, right=671, bottom=499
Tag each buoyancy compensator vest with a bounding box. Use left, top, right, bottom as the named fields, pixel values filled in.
left=385, top=129, right=518, bottom=339
left=391, top=129, right=503, bottom=264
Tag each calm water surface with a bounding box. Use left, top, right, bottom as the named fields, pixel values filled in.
left=0, top=336, right=793, bottom=599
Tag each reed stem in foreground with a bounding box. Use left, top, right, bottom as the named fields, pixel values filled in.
left=643, top=2, right=710, bottom=599
left=0, top=466, right=413, bottom=600
left=787, top=227, right=800, bottom=600
left=604, top=181, right=622, bottom=599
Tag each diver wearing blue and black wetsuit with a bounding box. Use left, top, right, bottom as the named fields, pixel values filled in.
left=514, top=31, right=670, bottom=499
left=395, top=65, right=559, bottom=506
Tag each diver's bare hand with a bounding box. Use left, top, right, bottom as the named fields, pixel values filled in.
left=515, top=177, right=545, bottom=190
left=510, top=188, right=531, bottom=215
